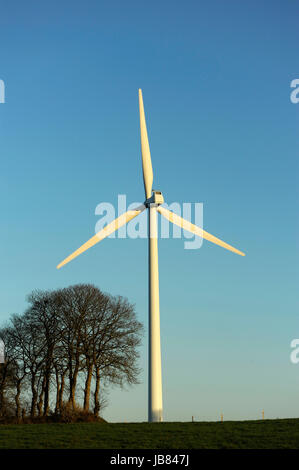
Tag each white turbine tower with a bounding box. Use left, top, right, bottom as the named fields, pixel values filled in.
left=57, top=89, right=245, bottom=422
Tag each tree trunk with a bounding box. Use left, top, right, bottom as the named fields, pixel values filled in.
left=94, top=367, right=100, bottom=417
left=37, top=376, right=46, bottom=417
left=84, top=362, right=93, bottom=411
left=43, top=362, right=51, bottom=416
left=69, top=356, right=80, bottom=408
left=0, top=365, right=8, bottom=416
left=58, top=371, right=65, bottom=412
left=15, top=379, right=22, bottom=421
left=54, top=367, right=60, bottom=414
left=30, top=374, right=38, bottom=418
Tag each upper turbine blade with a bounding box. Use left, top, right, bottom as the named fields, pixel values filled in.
left=139, top=89, right=153, bottom=199
left=157, top=206, right=245, bottom=257
left=57, top=205, right=146, bottom=269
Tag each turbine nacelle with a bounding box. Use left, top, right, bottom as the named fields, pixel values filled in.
left=145, top=190, right=164, bottom=207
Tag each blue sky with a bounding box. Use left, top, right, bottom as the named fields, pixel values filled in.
left=0, top=0, right=298, bottom=422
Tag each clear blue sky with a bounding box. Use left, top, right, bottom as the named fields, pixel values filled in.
left=0, top=0, right=298, bottom=422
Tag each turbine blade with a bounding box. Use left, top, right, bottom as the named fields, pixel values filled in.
left=157, top=206, right=245, bottom=257
left=57, top=205, right=146, bottom=269
left=139, top=89, right=153, bottom=199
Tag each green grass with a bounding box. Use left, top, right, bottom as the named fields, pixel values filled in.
left=0, top=419, right=299, bottom=449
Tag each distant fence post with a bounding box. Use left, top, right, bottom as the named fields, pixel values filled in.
left=0, top=339, right=4, bottom=363
left=221, top=413, right=223, bottom=423
left=262, top=410, right=264, bottom=420
left=0, top=80, right=4, bottom=104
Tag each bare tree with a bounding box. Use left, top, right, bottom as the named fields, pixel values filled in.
left=8, top=314, right=46, bottom=418
left=25, top=291, right=62, bottom=416
left=0, top=328, right=15, bottom=418
left=0, top=283, right=144, bottom=421
left=55, top=285, right=89, bottom=407
left=89, top=295, right=143, bottom=416
left=56, top=284, right=143, bottom=413
left=1, top=326, right=27, bottom=420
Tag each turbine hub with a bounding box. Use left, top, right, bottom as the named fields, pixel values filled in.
left=145, top=190, right=164, bottom=207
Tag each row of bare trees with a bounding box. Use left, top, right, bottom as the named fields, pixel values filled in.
left=0, top=284, right=143, bottom=421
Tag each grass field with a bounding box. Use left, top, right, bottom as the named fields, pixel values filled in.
left=0, top=419, right=298, bottom=449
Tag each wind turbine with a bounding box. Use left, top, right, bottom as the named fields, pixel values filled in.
left=57, top=89, right=245, bottom=422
